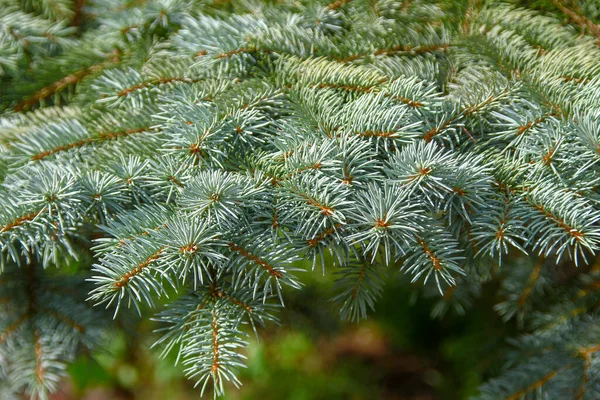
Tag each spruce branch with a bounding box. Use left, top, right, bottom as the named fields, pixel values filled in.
left=2, top=0, right=600, bottom=398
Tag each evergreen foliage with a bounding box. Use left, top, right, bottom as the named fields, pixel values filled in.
left=1, top=0, right=600, bottom=398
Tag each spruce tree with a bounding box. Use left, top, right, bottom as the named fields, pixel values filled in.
left=1, top=0, right=600, bottom=398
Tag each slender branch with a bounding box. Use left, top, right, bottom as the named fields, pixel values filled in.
left=117, top=77, right=201, bottom=97
left=356, top=130, right=397, bottom=138
left=271, top=206, right=279, bottom=229
left=215, top=289, right=253, bottom=313
left=228, top=243, right=283, bottom=278
left=113, top=246, right=166, bottom=288
left=290, top=186, right=335, bottom=216
left=443, top=285, right=457, bottom=300
left=288, top=162, right=322, bottom=178
left=531, top=202, right=584, bottom=241
left=505, top=370, right=558, bottom=400
left=576, top=345, right=600, bottom=400
left=326, top=0, right=351, bottom=11
left=117, top=223, right=169, bottom=248
left=34, top=329, right=45, bottom=384
left=351, top=263, right=366, bottom=300
left=373, top=43, right=450, bottom=57
left=314, top=82, right=378, bottom=93
left=391, top=95, right=423, bottom=108
left=518, top=257, right=544, bottom=307
left=30, top=126, right=154, bottom=161
left=424, top=118, right=455, bottom=142
left=417, top=236, right=443, bottom=271
left=0, top=210, right=42, bottom=233
left=516, top=115, right=551, bottom=136
left=14, top=50, right=120, bottom=112
left=0, top=313, right=28, bottom=344
left=307, top=224, right=342, bottom=247
left=551, top=0, right=600, bottom=40
left=72, top=0, right=86, bottom=28
left=210, top=309, right=220, bottom=377
left=44, top=308, right=85, bottom=333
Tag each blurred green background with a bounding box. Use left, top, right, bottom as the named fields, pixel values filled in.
left=53, top=259, right=515, bottom=400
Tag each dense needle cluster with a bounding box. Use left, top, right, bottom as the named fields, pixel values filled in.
left=2, top=0, right=600, bottom=398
